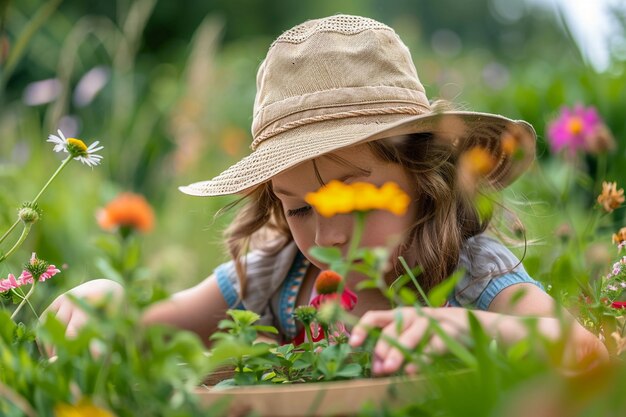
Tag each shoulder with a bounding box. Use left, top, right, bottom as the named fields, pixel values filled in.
left=458, top=234, right=522, bottom=278
left=450, top=234, right=544, bottom=310
left=214, top=241, right=300, bottom=311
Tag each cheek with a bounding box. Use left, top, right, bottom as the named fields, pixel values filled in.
left=361, top=210, right=414, bottom=249
left=286, top=219, right=316, bottom=259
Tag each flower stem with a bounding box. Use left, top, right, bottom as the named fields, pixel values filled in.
left=0, top=156, right=71, bottom=248
left=32, top=155, right=73, bottom=205
left=339, top=211, right=366, bottom=290
left=0, top=219, right=20, bottom=246
left=11, top=282, right=36, bottom=320
left=304, top=323, right=315, bottom=348
left=0, top=381, right=36, bottom=417
left=0, top=224, right=32, bottom=263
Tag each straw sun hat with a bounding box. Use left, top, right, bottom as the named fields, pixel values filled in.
left=179, top=14, right=536, bottom=197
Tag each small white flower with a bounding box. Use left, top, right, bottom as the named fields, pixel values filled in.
left=47, top=129, right=104, bottom=167
left=47, top=129, right=68, bottom=153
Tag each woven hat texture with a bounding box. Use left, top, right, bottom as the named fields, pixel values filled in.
left=180, top=14, right=536, bottom=197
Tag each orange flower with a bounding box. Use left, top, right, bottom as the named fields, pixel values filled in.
left=96, top=192, right=155, bottom=233
left=597, top=181, right=625, bottom=213
left=311, top=270, right=357, bottom=311
left=612, top=227, right=626, bottom=245
left=315, top=270, right=343, bottom=295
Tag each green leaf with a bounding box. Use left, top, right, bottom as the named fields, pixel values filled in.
left=252, top=325, right=279, bottom=334
left=227, top=309, right=261, bottom=326
left=92, top=234, right=121, bottom=259
left=308, top=246, right=342, bottom=265
left=427, top=270, right=463, bottom=307
left=122, top=239, right=141, bottom=273
left=0, top=310, right=16, bottom=342
left=94, top=257, right=124, bottom=283
left=335, top=363, right=362, bottom=378
left=475, top=194, right=494, bottom=222
left=398, top=287, right=418, bottom=306
left=398, top=257, right=428, bottom=306
left=427, top=315, right=477, bottom=368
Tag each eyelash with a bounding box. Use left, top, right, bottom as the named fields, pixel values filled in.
left=286, top=205, right=312, bottom=218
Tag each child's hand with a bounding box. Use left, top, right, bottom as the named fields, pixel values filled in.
left=41, top=279, right=124, bottom=355
left=348, top=307, right=469, bottom=375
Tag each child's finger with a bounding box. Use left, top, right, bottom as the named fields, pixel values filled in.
left=422, top=322, right=464, bottom=357
left=371, top=310, right=417, bottom=361
left=378, top=319, right=429, bottom=374
left=349, top=309, right=398, bottom=346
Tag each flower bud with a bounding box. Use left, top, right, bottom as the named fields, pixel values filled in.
left=293, top=306, right=318, bottom=326
left=17, top=202, right=41, bottom=224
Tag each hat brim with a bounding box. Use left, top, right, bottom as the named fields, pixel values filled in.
left=179, top=111, right=536, bottom=197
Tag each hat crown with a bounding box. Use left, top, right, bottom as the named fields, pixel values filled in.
left=251, top=14, right=431, bottom=149
left=178, top=14, right=536, bottom=197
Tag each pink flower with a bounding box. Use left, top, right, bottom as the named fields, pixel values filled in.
left=547, top=105, right=601, bottom=155
left=19, top=264, right=60, bottom=283
left=0, top=256, right=61, bottom=294
left=0, top=274, right=22, bottom=292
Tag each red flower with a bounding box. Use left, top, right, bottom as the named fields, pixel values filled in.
left=290, top=270, right=359, bottom=345
left=611, top=301, right=626, bottom=309
left=310, top=291, right=358, bottom=311
left=311, top=270, right=357, bottom=311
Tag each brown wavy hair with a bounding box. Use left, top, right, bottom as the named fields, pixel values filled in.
left=222, top=131, right=492, bottom=297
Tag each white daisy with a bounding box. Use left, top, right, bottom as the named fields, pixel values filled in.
left=47, top=129, right=104, bottom=167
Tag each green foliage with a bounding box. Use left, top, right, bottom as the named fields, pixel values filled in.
left=2, top=1, right=626, bottom=415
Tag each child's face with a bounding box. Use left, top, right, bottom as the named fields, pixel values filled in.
left=272, top=144, right=417, bottom=276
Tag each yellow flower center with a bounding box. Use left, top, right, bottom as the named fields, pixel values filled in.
left=67, top=138, right=88, bottom=157
left=567, top=117, right=583, bottom=135
left=68, top=138, right=87, bottom=151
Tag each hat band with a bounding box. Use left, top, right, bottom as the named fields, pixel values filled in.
left=251, top=105, right=426, bottom=149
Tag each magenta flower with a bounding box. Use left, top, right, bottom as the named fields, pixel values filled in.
left=547, top=105, right=602, bottom=154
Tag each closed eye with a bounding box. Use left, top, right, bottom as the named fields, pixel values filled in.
left=286, top=205, right=312, bottom=218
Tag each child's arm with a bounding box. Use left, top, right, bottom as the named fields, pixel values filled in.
left=141, top=275, right=229, bottom=346
left=349, top=284, right=608, bottom=375
left=45, top=276, right=229, bottom=348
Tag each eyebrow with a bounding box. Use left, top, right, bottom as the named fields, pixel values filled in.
left=272, top=171, right=371, bottom=197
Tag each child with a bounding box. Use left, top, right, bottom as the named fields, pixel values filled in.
left=47, top=14, right=607, bottom=374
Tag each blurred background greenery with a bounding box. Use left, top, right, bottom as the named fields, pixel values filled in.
left=1, top=0, right=625, bottom=312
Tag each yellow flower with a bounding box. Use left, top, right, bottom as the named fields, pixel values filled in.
left=55, top=399, right=116, bottom=417
left=305, top=180, right=410, bottom=217
left=500, top=133, right=518, bottom=156
left=459, top=147, right=495, bottom=177
left=597, top=181, right=625, bottom=213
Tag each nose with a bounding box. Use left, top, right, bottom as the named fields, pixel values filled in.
left=314, top=214, right=351, bottom=248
